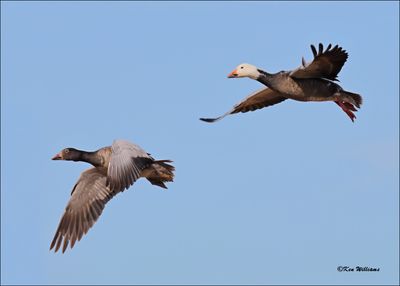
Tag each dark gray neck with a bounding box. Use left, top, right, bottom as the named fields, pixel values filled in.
left=75, top=150, right=103, bottom=167
left=256, top=69, right=275, bottom=87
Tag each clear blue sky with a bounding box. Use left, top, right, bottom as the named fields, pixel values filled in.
left=1, top=1, right=399, bottom=285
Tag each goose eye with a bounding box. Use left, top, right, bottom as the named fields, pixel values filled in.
left=240, top=66, right=244, bottom=69
left=64, top=149, right=69, bottom=154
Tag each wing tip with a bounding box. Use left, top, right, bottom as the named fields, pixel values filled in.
left=199, top=117, right=219, bottom=123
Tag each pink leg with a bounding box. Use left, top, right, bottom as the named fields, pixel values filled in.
left=335, top=101, right=356, bottom=122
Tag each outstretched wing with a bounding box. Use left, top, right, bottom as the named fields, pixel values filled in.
left=290, top=43, right=348, bottom=81
left=107, top=140, right=154, bottom=192
left=50, top=167, right=116, bottom=253
left=200, top=88, right=287, bottom=123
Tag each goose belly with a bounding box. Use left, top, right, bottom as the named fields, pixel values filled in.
left=275, top=77, right=340, bottom=102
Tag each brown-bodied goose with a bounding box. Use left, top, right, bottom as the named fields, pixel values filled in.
left=200, top=43, right=362, bottom=123
left=50, top=139, right=175, bottom=253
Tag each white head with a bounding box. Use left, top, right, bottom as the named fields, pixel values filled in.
left=227, top=63, right=261, bottom=80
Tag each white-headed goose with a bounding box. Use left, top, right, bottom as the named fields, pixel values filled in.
left=200, top=43, right=362, bottom=123
left=50, top=139, right=175, bottom=253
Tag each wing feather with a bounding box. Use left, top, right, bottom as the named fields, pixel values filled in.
left=200, top=88, right=287, bottom=123
left=107, top=140, right=154, bottom=192
left=290, top=43, right=348, bottom=81
left=50, top=167, right=117, bottom=253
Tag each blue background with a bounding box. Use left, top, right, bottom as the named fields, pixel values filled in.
left=2, top=2, right=399, bottom=285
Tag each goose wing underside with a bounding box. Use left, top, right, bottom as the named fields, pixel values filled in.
left=200, top=87, right=287, bottom=123
left=50, top=167, right=116, bottom=253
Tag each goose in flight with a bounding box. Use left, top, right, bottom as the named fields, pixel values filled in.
left=50, top=139, right=175, bottom=253
left=200, top=43, right=362, bottom=123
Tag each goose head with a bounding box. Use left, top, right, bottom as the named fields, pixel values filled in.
left=52, top=148, right=81, bottom=161
left=228, top=63, right=261, bottom=80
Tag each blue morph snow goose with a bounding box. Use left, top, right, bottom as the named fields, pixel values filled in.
left=50, top=139, right=175, bottom=253
left=200, top=43, right=362, bottom=123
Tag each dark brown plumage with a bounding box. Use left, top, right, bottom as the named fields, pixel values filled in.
left=200, top=88, right=287, bottom=123
left=200, top=43, right=362, bottom=123
left=50, top=139, right=175, bottom=253
left=290, top=43, right=348, bottom=81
